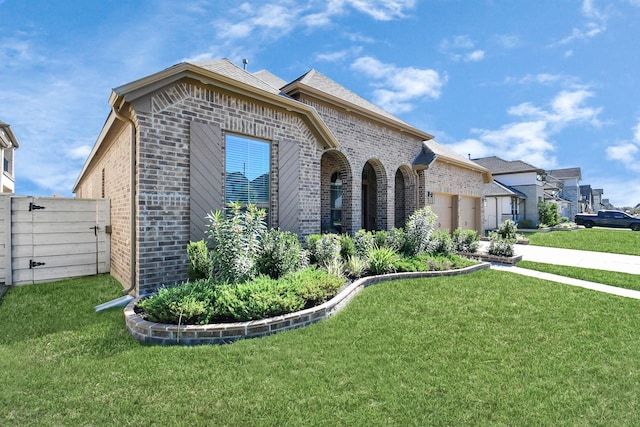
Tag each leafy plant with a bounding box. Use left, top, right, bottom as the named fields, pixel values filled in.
left=497, top=219, right=519, bottom=240
left=487, top=231, right=515, bottom=257
left=538, top=202, right=560, bottom=227
left=452, top=228, right=480, bottom=253
left=353, top=229, right=375, bottom=258
left=137, top=279, right=216, bottom=325
left=186, top=240, right=213, bottom=281
left=284, top=267, right=344, bottom=308
left=430, top=230, right=454, bottom=255
left=404, top=207, right=437, bottom=256
left=205, top=202, right=267, bottom=284
left=344, top=255, right=369, bottom=278
left=517, top=218, right=535, bottom=229
left=311, top=233, right=341, bottom=267
left=339, top=234, right=356, bottom=259
left=374, top=230, right=389, bottom=248
left=387, top=227, right=408, bottom=254
left=368, top=246, right=400, bottom=275
left=257, top=228, right=307, bottom=279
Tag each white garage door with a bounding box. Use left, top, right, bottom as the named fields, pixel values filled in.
left=431, top=194, right=452, bottom=231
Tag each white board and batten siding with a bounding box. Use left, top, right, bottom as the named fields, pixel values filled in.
left=0, top=195, right=110, bottom=286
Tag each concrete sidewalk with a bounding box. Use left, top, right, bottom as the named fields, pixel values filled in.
left=478, top=241, right=640, bottom=299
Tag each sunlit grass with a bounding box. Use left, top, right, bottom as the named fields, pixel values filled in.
left=2, top=272, right=640, bottom=425
left=522, top=228, right=640, bottom=255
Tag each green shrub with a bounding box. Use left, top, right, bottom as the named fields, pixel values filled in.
left=430, top=230, right=454, bottom=255
left=213, top=276, right=305, bottom=322
left=186, top=240, right=213, bottom=281
left=392, top=255, right=427, bottom=272
left=285, top=267, right=344, bottom=308
left=452, top=228, right=480, bottom=253
left=368, top=246, right=400, bottom=275
left=339, top=234, right=356, bottom=259
left=353, top=229, right=375, bottom=258
left=257, top=229, right=306, bottom=279
left=374, top=230, right=389, bottom=248
left=206, top=202, right=267, bottom=284
left=538, top=202, right=560, bottom=227
left=344, top=255, right=369, bottom=279
left=305, top=234, right=322, bottom=264
left=387, top=227, right=408, bottom=254
left=405, top=207, right=437, bottom=256
left=497, top=219, right=518, bottom=240
left=137, top=279, right=217, bottom=325
left=311, top=233, right=341, bottom=267
left=487, top=231, right=515, bottom=257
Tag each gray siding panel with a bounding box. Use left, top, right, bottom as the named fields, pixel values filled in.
left=278, top=139, right=300, bottom=234
left=190, top=121, right=224, bottom=241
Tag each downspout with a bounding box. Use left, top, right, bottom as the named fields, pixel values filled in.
left=111, top=100, right=137, bottom=296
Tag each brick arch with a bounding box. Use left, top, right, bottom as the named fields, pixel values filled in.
left=395, top=165, right=416, bottom=229
left=321, top=149, right=353, bottom=234
left=362, top=158, right=388, bottom=231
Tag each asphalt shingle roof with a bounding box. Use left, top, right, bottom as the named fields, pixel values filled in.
left=472, top=156, right=541, bottom=174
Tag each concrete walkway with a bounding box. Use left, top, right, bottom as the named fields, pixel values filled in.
left=478, top=241, right=640, bottom=299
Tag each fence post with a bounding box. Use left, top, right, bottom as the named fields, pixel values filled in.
left=1, top=195, right=12, bottom=285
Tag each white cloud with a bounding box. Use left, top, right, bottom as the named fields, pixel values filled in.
left=315, top=46, right=363, bottom=62
left=492, top=34, right=521, bottom=49
left=439, top=35, right=485, bottom=62
left=67, top=145, right=93, bottom=160
left=606, top=119, right=640, bottom=172
left=346, top=0, right=416, bottom=21
left=350, top=56, right=445, bottom=113
left=448, top=86, right=605, bottom=169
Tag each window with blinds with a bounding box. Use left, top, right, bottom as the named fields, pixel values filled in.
left=225, top=134, right=270, bottom=209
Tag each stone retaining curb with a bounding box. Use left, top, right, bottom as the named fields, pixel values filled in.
left=125, top=262, right=491, bottom=345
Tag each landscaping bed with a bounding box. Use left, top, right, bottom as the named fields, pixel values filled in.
left=126, top=263, right=490, bottom=345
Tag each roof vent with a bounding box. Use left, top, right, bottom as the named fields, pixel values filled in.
left=242, top=58, right=249, bottom=70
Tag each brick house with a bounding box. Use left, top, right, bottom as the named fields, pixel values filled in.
left=546, top=167, right=582, bottom=218
left=73, top=59, right=491, bottom=296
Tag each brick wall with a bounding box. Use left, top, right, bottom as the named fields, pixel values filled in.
left=75, top=119, right=133, bottom=290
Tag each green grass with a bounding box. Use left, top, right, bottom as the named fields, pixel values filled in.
left=522, top=228, right=640, bottom=255
left=517, top=260, right=640, bottom=291
left=3, top=272, right=640, bottom=425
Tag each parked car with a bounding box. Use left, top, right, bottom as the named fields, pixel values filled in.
left=574, top=210, right=640, bottom=231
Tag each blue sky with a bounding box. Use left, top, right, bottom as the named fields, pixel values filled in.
left=2, top=0, right=640, bottom=207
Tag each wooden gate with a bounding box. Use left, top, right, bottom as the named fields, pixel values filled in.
left=1, top=196, right=110, bottom=285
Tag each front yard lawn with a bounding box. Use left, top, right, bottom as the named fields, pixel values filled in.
left=517, top=260, right=640, bottom=292
left=2, top=272, right=640, bottom=425
left=523, top=228, right=640, bottom=256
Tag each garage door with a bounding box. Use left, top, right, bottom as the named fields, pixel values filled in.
left=460, top=196, right=479, bottom=231
left=431, top=194, right=452, bottom=231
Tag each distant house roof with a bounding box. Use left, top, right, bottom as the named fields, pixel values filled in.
left=472, top=156, right=541, bottom=175
left=484, top=179, right=527, bottom=198
left=580, top=184, right=592, bottom=198
left=0, top=120, right=20, bottom=148
left=547, top=167, right=581, bottom=181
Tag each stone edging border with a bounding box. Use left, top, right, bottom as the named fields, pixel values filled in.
left=124, top=262, right=491, bottom=345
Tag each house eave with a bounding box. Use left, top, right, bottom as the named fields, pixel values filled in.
left=283, top=81, right=435, bottom=141
left=110, top=63, right=340, bottom=149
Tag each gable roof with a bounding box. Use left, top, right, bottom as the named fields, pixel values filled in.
left=281, top=69, right=434, bottom=141
left=415, top=140, right=492, bottom=182
left=547, top=167, right=581, bottom=181
left=484, top=179, right=527, bottom=198
left=472, top=156, right=541, bottom=175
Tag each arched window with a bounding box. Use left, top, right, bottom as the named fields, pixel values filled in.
left=330, top=172, right=342, bottom=233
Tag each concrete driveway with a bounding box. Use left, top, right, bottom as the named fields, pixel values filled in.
left=478, top=241, right=640, bottom=299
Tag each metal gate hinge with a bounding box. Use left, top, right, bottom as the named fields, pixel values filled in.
left=29, top=260, right=46, bottom=269
left=29, top=202, right=45, bottom=211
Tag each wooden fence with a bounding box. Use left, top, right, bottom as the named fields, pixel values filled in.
left=0, top=195, right=110, bottom=285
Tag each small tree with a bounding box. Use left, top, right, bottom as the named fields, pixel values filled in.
left=538, top=201, right=560, bottom=227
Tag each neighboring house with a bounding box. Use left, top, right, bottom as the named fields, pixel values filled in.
left=592, top=188, right=604, bottom=212
left=547, top=167, right=581, bottom=218
left=472, top=156, right=545, bottom=227
left=579, top=185, right=594, bottom=213
left=0, top=120, right=19, bottom=193
left=73, top=59, right=491, bottom=296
